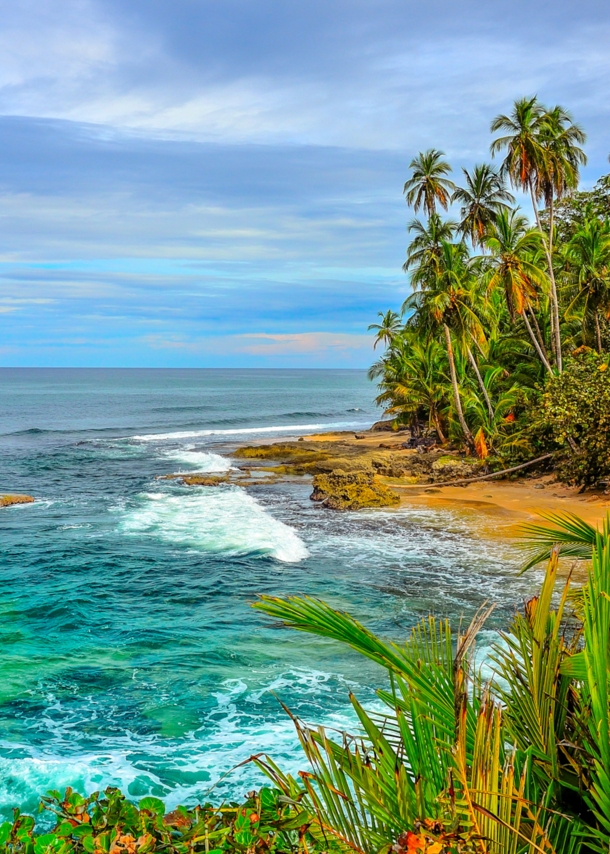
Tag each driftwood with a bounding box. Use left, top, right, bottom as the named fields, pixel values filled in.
left=392, top=453, right=555, bottom=490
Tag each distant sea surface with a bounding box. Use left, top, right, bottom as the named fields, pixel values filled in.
left=0, top=368, right=537, bottom=815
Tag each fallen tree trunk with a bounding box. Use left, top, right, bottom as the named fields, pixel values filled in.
left=392, top=453, right=555, bottom=489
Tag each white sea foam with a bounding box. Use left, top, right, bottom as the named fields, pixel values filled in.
left=131, top=420, right=367, bottom=442
left=0, top=669, right=361, bottom=815
left=162, top=448, right=232, bottom=471
left=120, top=487, right=309, bottom=563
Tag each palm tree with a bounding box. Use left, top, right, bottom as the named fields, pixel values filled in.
left=368, top=309, right=402, bottom=349
left=536, top=106, right=587, bottom=370
left=490, top=98, right=562, bottom=365
left=490, top=98, right=587, bottom=372
left=490, top=97, right=545, bottom=204
left=402, top=214, right=456, bottom=273
left=403, top=149, right=455, bottom=217
left=452, top=163, right=514, bottom=249
left=410, top=241, right=482, bottom=450
left=566, top=218, right=610, bottom=352
left=484, top=210, right=553, bottom=373
left=373, top=333, right=449, bottom=441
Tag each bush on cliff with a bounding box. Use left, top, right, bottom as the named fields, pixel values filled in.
left=530, top=351, right=610, bottom=486
left=0, top=786, right=316, bottom=854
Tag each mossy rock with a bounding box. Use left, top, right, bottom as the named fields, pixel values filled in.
left=431, top=457, right=481, bottom=480
left=0, top=494, right=34, bottom=507
left=310, top=471, right=400, bottom=510
left=234, top=444, right=326, bottom=461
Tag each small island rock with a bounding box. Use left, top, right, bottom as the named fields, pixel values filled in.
left=1, top=494, right=35, bottom=508
left=310, top=471, right=400, bottom=510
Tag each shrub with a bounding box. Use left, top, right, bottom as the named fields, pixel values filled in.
left=0, top=786, right=317, bottom=854
left=531, top=351, right=610, bottom=487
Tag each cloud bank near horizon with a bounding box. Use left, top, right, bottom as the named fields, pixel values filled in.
left=1, top=0, right=609, bottom=367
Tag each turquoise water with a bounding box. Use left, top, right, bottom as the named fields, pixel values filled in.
left=0, top=369, right=536, bottom=814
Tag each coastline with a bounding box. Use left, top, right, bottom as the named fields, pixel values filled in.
left=213, top=427, right=610, bottom=539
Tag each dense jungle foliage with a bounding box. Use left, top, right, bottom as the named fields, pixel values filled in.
left=6, top=511, right=610, bottom=853
left=368, top=96, right=610, bottom=485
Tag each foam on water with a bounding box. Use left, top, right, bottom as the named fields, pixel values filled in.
left=120, top=487, right=309, bottom=563
left=131, top=421, right=368, bottom=442
left=0, top=668, right=362, bottom=816
left=162, top=448, right=232, bottom=471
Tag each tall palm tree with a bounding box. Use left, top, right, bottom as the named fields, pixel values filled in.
left=536, top=106, right=587, bottom=370
left=485, top=209, right=553, bottom=373
left=452, top=163, right=514, bottom=249
left=490, top=97, right=545, bottom=204
left=490, top=97, right=563, bottom=366
left=410, top=241, right=483, bottom=450
left=368, top=309, right=403, bottom=350
left=566, top=218, right=610, bottom=352
left=403, top=149, right=455, bottom=217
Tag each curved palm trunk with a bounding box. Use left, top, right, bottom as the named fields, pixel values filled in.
left=521, top=308, right=553, bottom=374
left=467, top=346, right=494, bottom=421
left=430, top=406, right=446, bottom=443
left=443, top=324, right=474, bottom=451
left=530, top=184, right=563, bottom=372
left=595, top=309, right=603, bottom=353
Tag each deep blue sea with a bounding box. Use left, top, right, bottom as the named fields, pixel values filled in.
left=0, top=369, right=537, bottom=815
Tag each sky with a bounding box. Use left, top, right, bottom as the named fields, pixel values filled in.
left=1, top=0, right=609, bottom=367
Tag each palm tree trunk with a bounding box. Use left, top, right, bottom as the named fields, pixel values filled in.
left=521, top=309, right=553, bottom=374
left=529, top=183, right=563, bottom=372
left=431, top=407, right=446, bottom=443
left=595, top=309, right=603, bottom=353
left=467, top=346, right=494, bottom=421
left=528, top=304, right=547, bottom=354
left=443, top=324, right=474, bottom=450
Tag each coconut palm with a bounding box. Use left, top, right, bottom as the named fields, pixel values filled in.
left=373, top=333, right=449, bottom=440
left=536, top=106, right=587, bottom=370
left=452, top=163, right=514, bottom=249
left=402, top=214, right=456, bottom=273
left=490, top=97, right=563, bottom=366
left=484, top=209, right=553, bottom=373
left=566, top=217, right=610, bottom=352
left=368, top=309, right=402, bottom=349
left=403, top=149, right=455, bottom=217
left=409, top=241, right=483, bottom=450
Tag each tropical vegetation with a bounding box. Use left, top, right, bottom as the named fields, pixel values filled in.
left=369, top=96, right=610, bottom=485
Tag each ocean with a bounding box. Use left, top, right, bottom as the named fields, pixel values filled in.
left=0, top=368, right=537, bottom=815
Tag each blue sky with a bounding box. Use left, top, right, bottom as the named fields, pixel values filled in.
left=1, top=0, right=609, bottom=367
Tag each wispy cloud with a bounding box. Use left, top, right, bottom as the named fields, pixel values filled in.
left=0, top=0, right=608, bottom=365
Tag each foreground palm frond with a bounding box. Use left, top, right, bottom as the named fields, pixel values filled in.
left=518, top=511, right=599, bottom=571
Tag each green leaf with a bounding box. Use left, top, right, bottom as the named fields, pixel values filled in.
left=138, top=797, right=165, bottom=817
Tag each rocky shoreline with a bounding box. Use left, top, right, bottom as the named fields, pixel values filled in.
left=157, top=424, right=610, bottom=528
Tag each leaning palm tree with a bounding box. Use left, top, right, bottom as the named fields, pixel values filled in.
left=485, top=209, right=553, bottom=373
left=565, top=217, right=610, bottom=352
left=403, top=149, right=455, bottom=217
left=452, top=163, right=514, bottom=249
